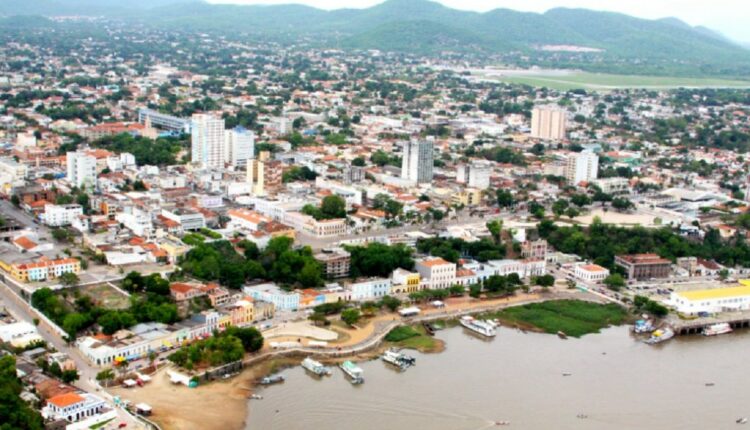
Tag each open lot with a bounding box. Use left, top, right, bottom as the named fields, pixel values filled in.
left=75, top=283, right=130, bottom=310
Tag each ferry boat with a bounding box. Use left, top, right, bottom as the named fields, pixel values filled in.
left=644, top=328, right=674, bottom=345
left=633, top=319, right=655, bottom=334
left=703, top=323, right=732, bottom=336
left=301, top=357, right=332, bottom=376
left=460, top=316, right=497, bottom=337
left=381, top=349, right=416, bottom=371
left=339, top=361, right=364, bottom=384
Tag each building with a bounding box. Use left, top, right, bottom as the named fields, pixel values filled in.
left=138, top=108, right=190, bottom=133
left=592, top=177, right=630, bottom=195
left=42, top=392, right=107, bottom=423
left=615, top=254, right=671, bottom=280
left=0, top=321, right=40, bottom=347
left=10, top=257, right=81, bottom=282
left=161, top=208, right=206, bottom=231
left=573, top=264, right=610, bottom=283
left=227, top=208, right=271, bottom=231
left=521, top=239, right=548, bottom=261
left=565, top=151, right=599, bottom=185
left=169, top=283, right=207, bottom=303
left=191, top=113, right=226, bottom=169
left=66, top=150, right=97, bottom=188
left=348, top=277, right=392, bottom=301
left=247, top=152, right=282, bottom=196
left=391, top=268, right=421, bottom=294
left=343, top=165, right=365, bottom=184
left=451, top=188, right=483, bottom=207
left=401, top=137, right=434, bottom=184
left=79, top=122, right=145, bottom=140
left=456, top=161, right=491, bottom=189
left=530, top=107, right=566, bottom=140
left=244, top=283, right=299, bottom=311
left=314, top=248, right=351, bottom=279
left=415, top=257, right=456, bottom=289
left=0, top=156, right=28, bottom=185
left=41, top=203, right=84, bottom=227
left=225, top=126, right=254, bottom=168
left=668, top=282, right=750, bottom=314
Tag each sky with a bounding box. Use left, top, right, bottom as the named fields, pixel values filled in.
left=207, top=0, right=750, bottom=43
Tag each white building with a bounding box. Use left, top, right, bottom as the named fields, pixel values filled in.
left=401, top=137, right=434, bottom=184
left=668, top=283, right=750, bottom=315
left=415, top=257, right=456, bottom=289
left=531, top=107, right=566, bottom=140
left=244, top=283, right=299, bottom=311
left=565, top=151, right=599, bottom=185
left=348, top=277, right=392, bottom=301
left=574, top=264, right=610, bottom=283
left=0, top=321, right=38, bottom=344
left=225, top=126, right=254, bottom=167
left=66, top=150, right=97, bottom=188
left=592, top=177, right=630, bottom=195
left=227, top=208, right=271, bottom=231
left=43, top=392, right=108, bottom=423
left=116, top=206, right=154, bottom=238
left=0, top=156, right=27, bottom=181
left=456, top=160, right=491, bottom=189
left=161, top=208, right=205, bottom=231
left=41, top=203, right=84, bottom=227
left=191, top=113, right=226, bottom=169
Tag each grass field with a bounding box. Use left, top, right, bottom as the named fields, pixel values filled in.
left=488, top=300, right=629, bottom=338
left=477, top=70, right=750, bottom=91
left=385, top=325, right=441, bottom=352
left=77, top=283, right=130, bottom=310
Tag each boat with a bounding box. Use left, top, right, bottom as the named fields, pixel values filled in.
left=301, top=357, right=332, bottom=377
left=737, top=417, right=747, bottom=424
left=250, top=394, right=263, bottom=400
left=460, top=316, right=497, bottom=337
left=633, top=319, right=655, bottom=334
left=644, top=328, right=675, bottom=345
left=494, top=421, right=511, bottom=426
left=557, top=331, right=568, bottom=339
left=259, top=374, right=285, bottom=385
left=562, top=372, right=572, bottom=376
left=703, top=323, right=733, bottom=337
left=381, top=349, right=416, bottom=371
left=339, top=361, right=364, bottom=384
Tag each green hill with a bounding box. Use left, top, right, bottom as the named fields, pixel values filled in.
left=3, top=0, right=749, bottom=78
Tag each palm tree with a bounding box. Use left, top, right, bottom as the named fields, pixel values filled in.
left=95, top=368, right=115, bottom=388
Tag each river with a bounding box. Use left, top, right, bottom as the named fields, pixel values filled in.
left=246, top=325, right=750, bottom=430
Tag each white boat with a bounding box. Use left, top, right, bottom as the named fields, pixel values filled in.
left=703, top=323, right=732, bottom=336
left=339, top=361, right=364, bottom=384
left=381, top=349, right=416, bottom=371
left=460, top=316, right=497, bottom=337
left=644, top=328, right=674, bottom=344
left=301, top=357, right=332, bottom=376
left=633, top=319, right=655, bottom=334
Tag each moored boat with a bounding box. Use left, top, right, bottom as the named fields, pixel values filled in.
left=301, top=357, right=332, bottom=376
left=339, top=361, right=364, bottom=384
left=703, top=323, right=732, bottom=336
left=259, top=374, right=285, bottom=385
left=644, top=328, right=674, bottom=345
left=633, top=319, right=655, bottom=334
left=381, top=349, right=416, bottom=371
left=460, top=316, right=497, bottom=337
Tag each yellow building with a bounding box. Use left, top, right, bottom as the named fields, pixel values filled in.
left=158, top=237, right=190, bottom=264
left=391, top=268, right=421, bottom=294
left=451, top=188, right=483, bottom=207
left=10, top=257, right=81, bottom=283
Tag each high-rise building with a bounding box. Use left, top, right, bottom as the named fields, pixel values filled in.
left=225, top=127, right=255, bottom=168
left=565, top=151, right=599, bottom=185
left=343, top=165, right=365, bottom=184
left=247, top=151, right=282, bottom=196
left=531, top=107, right=567, bottom=140
left=66, top=150, right=97, bottom=188
left=191, top=113, right=226, bottom=168
left=456, top=160, right=491, bottom=189
left=401, top=137, right=434, bottom=184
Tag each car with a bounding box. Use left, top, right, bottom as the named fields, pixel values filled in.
left=118, top=423, right=127, bottom=428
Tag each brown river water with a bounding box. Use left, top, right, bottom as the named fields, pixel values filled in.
left=247, top=325, right=750, bottom=430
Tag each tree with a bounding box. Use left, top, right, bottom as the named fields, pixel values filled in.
left=96, top=368, right=115, bottom=387
left=59, top=272, right=79, bottom=286
left=380, top=295, right=402, bottom=312
left=486, top=220, right=502, bottom=242
left=224, top=326, right=264, bottom=353
left=552, top=199, right=569, bottom=218
left=612, top=197, right=634, bottom=211
left=529, top=201, right=545, bottom=219
left=0, top=355, right=44, bottom=430
left=571, top=193, right=592, bottom=208
left=534, top=274, right=555, bottom=288
left=308, top=312, right=329, bottom=326
left=320, top=195, right=346, bottom=219
left=51, top=228, right=71, bottom=242
left=61, top=369, right=80, bottom=384
left=351, top=157, right=366, bottom=167
left=603, top=273, right=626, bottom=291
left=341, top=308, right=361, bottom=326
left=496, top=189, right=515, bottom=208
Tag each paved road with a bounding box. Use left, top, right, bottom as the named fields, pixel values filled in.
left=0, top=281, right=145, bottom=429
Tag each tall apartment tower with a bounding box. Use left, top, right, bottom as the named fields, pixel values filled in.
left=401, top=137, right=434, bottom=184
left=66, top=150, right=97, bottom=188
left=225, top=126, right=255, bottom=168
left=565, top=151, right=599, bottom=185
left=191, top=113, right=226, bottom=168
left=531, top=107, right=567, bottom=140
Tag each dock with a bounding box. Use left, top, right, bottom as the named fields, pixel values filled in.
left=671, top=315, right=750, bottom=335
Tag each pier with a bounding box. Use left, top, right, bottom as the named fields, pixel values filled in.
left=671, top=315, right=750, bottom=335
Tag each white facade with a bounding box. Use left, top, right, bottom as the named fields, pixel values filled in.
left=349, top=277, right=392, bottom=301
left=225, top=127, right=255, bottom=167
left=668, top=286, right=750, bottom=315
left=244, top=283, right=299, bottom=310
left=66, top=151, right=97, bottom=188
left=116, top=206, right=154, bottom=238
left=0, top=321, right=38, bottom=343
left=0, top=156, right=27, bottom=180
left=401, top=137, right=434, bottom=184
left=456, top=161, right=491, bottom=189
left=43, top=393, right=107, bottom=423
left=531, top=107, right=566, bottom=140
left=565, top=151, right=599, bottom=185
left=574, top=264, right=610, bottom=283
left=415, top=258, right=457, bottom=289
left=161, top=208, right=206, bottom=231
left=191, top=113, right=226, bottom=169
left=41, top=203, right=84, bottom=227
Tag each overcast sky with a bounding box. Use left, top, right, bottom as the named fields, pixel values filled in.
left=207, top=0, right=750, bottom=43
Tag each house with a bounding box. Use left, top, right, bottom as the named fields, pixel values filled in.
left=347, top=277, right=392, bottom=301
left=573, top=264, right=610, bottom=283
left=244, top=283, right=299, bottom=311
left=391, top=268, right=420, bottom=294
left=615, top=253, right=671, bottom=280
left=10, top=257, right=81, bottom=282
left=313, top=247, right=351, bottom=279
left=415, top=257, right=456, bottom=290
left=169, top=283, right=207, bottom=303
left=43, top=392, right=107, bottom=423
